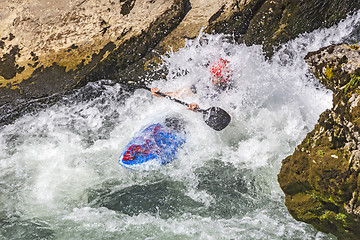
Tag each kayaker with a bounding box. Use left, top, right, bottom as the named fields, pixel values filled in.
left=151, top=58, right=233, bottom=112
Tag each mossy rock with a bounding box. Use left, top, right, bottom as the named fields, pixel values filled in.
left=279, top=44, right=360, bottom=239
left=278, top=110, right=360, bottom=239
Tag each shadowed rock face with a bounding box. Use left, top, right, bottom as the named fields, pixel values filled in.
left=278, top=44, right=360, bottom=240
left=206, top=0, right=360, bottom=56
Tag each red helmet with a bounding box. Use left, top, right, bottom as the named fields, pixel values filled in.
left=209, top=58, right=232, bottom=83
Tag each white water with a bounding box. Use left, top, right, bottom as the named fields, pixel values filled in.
left=1, top=11, right=359, bottom=240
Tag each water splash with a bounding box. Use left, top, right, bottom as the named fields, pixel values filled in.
left=1, top=10, right=360, bottom=240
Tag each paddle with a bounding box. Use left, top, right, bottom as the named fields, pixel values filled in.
left=141, top=86, right=231, bottom=131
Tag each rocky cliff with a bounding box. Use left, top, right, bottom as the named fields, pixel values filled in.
left=207, top=0, right=360, bottom=55
left=0, top=0, right=190, bottom=106
left=278, top=44, right=360, bottom=240
left=1, top=0, right=359, bottom=124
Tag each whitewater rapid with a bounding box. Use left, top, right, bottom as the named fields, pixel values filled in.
left=1, top=10, right=359, bottom=240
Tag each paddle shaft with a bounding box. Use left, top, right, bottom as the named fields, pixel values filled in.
left=142, top=86, right=206, bottom=113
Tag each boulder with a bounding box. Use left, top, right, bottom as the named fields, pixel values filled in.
left=278, top=44, right=360, bottom=240
left=0, top=0, right=190, bottom=106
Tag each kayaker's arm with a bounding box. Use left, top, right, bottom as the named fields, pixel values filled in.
left=187, top=103, right=199, bottom=112
left=151, top=87, right=194, bottom=99
left=151, top=87, right=199, bottom=112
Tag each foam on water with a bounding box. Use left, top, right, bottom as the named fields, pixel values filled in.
left=1, top=10, right=360, bottom=240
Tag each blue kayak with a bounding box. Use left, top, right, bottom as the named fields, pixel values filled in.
left=119, top=117, right=186, bottom=170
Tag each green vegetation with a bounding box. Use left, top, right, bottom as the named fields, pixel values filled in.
left=344, top=74, right=360, bottom=93
left=349, top=43, right=360, bottom=50
left=335, top=213, right=348, bottom=223
left=324, top=65, right=334, bottom=81
left=317, top=149, right=325, bottom=156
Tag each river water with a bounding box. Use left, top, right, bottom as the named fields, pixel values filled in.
left=1, top=11, right=360, bottom=240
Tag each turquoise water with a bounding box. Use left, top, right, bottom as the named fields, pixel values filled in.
left=1, top=11, right=360, bottom=240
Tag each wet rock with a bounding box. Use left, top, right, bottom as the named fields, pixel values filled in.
left=305, top=44, right=360, bottom=92
left=0, top=0, right=359, bottom=124
left=207, top=0, right=360, bottom=56
left=278, top=44, right=360, bottom=240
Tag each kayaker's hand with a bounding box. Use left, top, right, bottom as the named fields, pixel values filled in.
left=151, top=88, right=162, bottom=97
left=187, top=103, right=199, bottom=112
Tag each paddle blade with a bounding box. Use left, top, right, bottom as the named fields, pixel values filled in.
left=202, top=107, right=231, bottom=131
